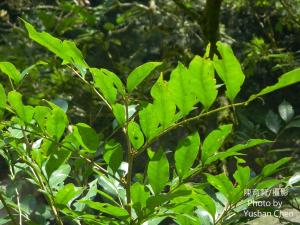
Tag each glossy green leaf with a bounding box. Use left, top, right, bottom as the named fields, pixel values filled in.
left=139, top=103, right=160, bottom=140
left=103, top=139, right=123, bottom=173
left=265, top=110, right=282, bottom=134
left=213, top=42, right=245, bottom=102
left=147, top=149, right=169, bottom=195
left=0, top=84, right=6, bottom=109
left=8, top=91, right=34, bottom=123
left=169, top=63, right=198, bottom=115
left=248, top=68, right=300, bottom=102
left=48, top=164, right=71, bottom=187
left=128, top=121, right=144, bottom=149
left=205, top=139, right=272, bottom=164
left=175, top=132, right=200, bottom=179
left=127, top=62, right=162, bottom=92
left=189, top=56, right=217, bottom=110
left=233, top=165, right=250, bottom=188
left=201, top=124, right=232, bottom=164
left=0, top=62, right=22, bottom=84
left=206, top=173, right=234, bottom=202
left=82, top=200, right=129, bottom=218
left=151, top=75, right=176, bottom=129
left=55, top=183, right=83, bottom=207
left=278, top=100, right=294, bottom=122
left=23, top=20, right=88, bottom=74
left=73, top=123, right=100, bottom=152
left=90, top=68, right=117, bottom=105
left=262, top=157, right=291, bottom=177
left=46, top=107, right=68, bottom=139
left=112, top=104, right=126, bottom=127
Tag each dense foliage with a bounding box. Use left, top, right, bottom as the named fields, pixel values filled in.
left=0, top=0, right=300, bottom=224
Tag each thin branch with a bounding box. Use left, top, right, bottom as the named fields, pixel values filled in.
left=137, top=101, right=246, bottom=156
left=0, top=190, right=18, bottom=225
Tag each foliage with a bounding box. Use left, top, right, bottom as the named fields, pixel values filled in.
left=0, top=21, right=299, bottom=225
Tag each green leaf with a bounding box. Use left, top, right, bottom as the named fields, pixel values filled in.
left=90, top=68, right=117, bottom=105
left=131, top=182, right=150, bottom=217
left=128, top=121, right=144, bottom=149
left=205, top=139, right=272, bottom=164
left=278, top=100, right=294, bottom=122
left=8, top=91, right=34, bottom=123
left=201, top=124, right=232, bottom=164
left=256, top=179, right=282, bottom=189
left=82, top=200, right=129, bottom=218
left=189, top=56, right=217, bottom=110
left=262, top=157, right=291, bottom=177
left=23, top=20, right=88, bottom=74
left=248, top=68, right=300, bottom=102
left=288, top=173, right=300, bottom=186
left=206, top=173, right=234, bottom=202
left=55, top=183, right=83, bottom=207
left=168, top=63, right=198, bottom=115
left=139, top=103, right=161, bottom=140
left=34, top=106, right=51, bottom=131
left=147, top=149, right=169, bottom=195
left=127, top=62, right=162, bottom=92
left=73, top=123, right=100, bottom=152
left=265, top=110, right=282, bottom=134
left=46, top=107, right=68, bottom=139
left=112, top=104, right=126, bottom=127
left=0, top=62, right=22, bottom=84
left=48, top=164, right=71, bottom=187
left=175, top=132, right=200, bottom=179
left=193, top=188, right=216, bottom=217
left=233, top=166, right=250, bottom=188
left=20, top=60, right=47, bottom=79
left=101, top=68, right=125, bottom=96
left=103, top=139, right=123, bottom=173
left=151, top=75, right=176, bottom=129
left=213, top=42, right=245, bottom=102
left=0, top=84, right=6, bottom=109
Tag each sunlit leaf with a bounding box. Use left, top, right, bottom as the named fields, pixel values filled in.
left=0, top=62, right=22, bottom=84
left=128, top=121, right=144, bottom=149
left=104, top=139, right=123, bottom=173
left=278, top=100, right=294, bottom=122
left=73, top=123, right=100, bottom=152
left=127, top=62, right=162, bottom=92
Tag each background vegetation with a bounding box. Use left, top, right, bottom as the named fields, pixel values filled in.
left=0, top=0, right=300, bottom=224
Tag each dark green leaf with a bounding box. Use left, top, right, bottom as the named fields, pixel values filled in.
left=103, top=139, right=123, bottom=173
left=73, top=123, right=100, bottom=152
left=265, top=110, right=282, bottom=134
left=278, top=100, right=294, bottom=122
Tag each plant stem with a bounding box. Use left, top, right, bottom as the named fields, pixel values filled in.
left=0, top=190, right=18, bottom=225
left=124, top=96, right=133, bottom=219
left=138, top=101, right=246, bottom=156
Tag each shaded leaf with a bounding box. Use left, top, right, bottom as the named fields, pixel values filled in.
left=262, top=157, right=291, bottom=177
left=265, top=110, right=281, bottom=134
left=73, top=123, right=100, bottom=152
left=278, top=100, right=294, bottom=122
left=48, top=164, right=71, bottom=187
left=55, top=183, right=83, bottom=207
left=103, top=139, right=123, bottom=173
